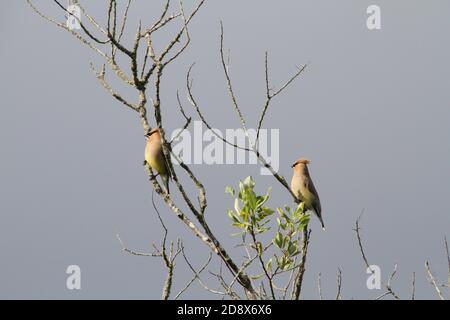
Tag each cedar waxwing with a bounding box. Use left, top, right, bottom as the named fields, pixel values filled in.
left=145, top=128, right=171, bottom=194
left=291, top=158, right=325, bottom=230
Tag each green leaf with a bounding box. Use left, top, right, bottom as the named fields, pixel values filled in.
left=298, top=213, right=311, bottom=230
left=276, top=217, right=281, bottom=226
left=234, top=198, right=241, bottom=215
left=257, top=207, right=273, bottom=222
left=261, top=207, right=274, bottom=215
left=255, top=226, right=270, bottom=234
left=277, top=256, right=288, bottom=270
left=287, top=241, right=298, bottom=256
left=248, top=190, right=257, bottom=211
left=250, top=273, right=265, bottom=280
left=277, top=208, right=291, bottom=223
left=256, top=187, right=271, bottom=209
left=284, top=258, right=294, bottom=271
left=238, top=181, right=244, bottom=193
left=266, top=258, right=273, bottom=272
left=276, top=208, right=284, bottom=216
left=273, top=232, right=283, bottom=248
left=243, top=176, right=255, bottom=189
left=282, top=235, right=291, bottom=249
left=227, top=209, right=241, bottom=224
left=231, top=222, right=245, bottom=228
left=225, top=186, right=235, bottom=196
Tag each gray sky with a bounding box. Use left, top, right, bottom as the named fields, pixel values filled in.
left=0, top=0, right=449, bottom=299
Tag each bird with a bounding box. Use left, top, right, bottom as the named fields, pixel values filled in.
left=290, top=158, right=325, bottom=230
left=144, top=128, right=171, bottom=194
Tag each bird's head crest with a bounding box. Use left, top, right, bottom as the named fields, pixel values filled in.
left=292, top=158, right=310, bottom=167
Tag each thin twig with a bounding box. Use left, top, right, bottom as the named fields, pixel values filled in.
left=186, top=65, right=251, bottom=151
left=354, top=215, right=400, bottom=299
left=209, top=267, right=241, bottom=300
left=248, top=228, right=275, bottom=299
left=181, top=246, right=228, bottom=296
left=90, top=63, right=138, bottom=111
left=170, top=91, right=192, bottom=144
left=445, top=237, right=450, bottom=298
left=280, top=257, right=298, bottom=300
left=116, top=234, right=160, bottom=257
left=354, top=213, right=371, bottom=270
left=256, top=51, right=306, bottom=143
left=386, top=264, right=400, bottom=300
left=425, top=261, right=445, bottom=300
left=317, top=272, right=323, bottom=300
left=375, top=291, right=391, bottom=300
left=174, top=252, right=212, bottom=299
left=53, top=0, right=110, bottom=44
left=292, top=228, right=311, bottom=299
left=336, top=268, right=343, bottom=300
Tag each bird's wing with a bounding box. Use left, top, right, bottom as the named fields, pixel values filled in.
left=163, top=152, right=173, bottom=180
left=305, top=176, right=321, bottom=215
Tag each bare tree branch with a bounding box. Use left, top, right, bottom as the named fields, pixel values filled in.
left=186, top=65, right=251, bottom=152
left=425, top=261, right=445, bottom=300
left=280, top=258, right=298, bottom=300
left=256, top=52, right=306, bottom=143
left=159, top=0, right=206, bottom=65
left=209, top=264, right=241, bottom=300
left=175, top=252, right=212, bottom=299
left=336, top=268, right=343, bottom=300
left=354, top=215, right=400, bottom=300
left=181, top=246, right=229, bottom=297
left=90, top=63, right=138, bottom=111
left=170, top=91, right=192, bottom=144
left=117, top=0, right=132, bottom=43
left=247, top=227, right=276, bottom=299
left=317, top=272, right=323, bottom=300
left=27, top=1, right=108, bottom=57
left=116, top=234, right=160, bottom=257
left=354, top=213, right=371, bottom=270
left=291, top=228, right=311, bottom=299
left=445, top=237, right=450, bottom=298
left=116, top=191, right=182, bottom=300
left=53, top=0, right=110, bottom=44
left=386, top=264, right=400, bottom=300
left=144, top=0, right=171, bottom=35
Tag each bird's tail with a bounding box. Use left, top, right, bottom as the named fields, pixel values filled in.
left=317, top=214, right=326, bottom=231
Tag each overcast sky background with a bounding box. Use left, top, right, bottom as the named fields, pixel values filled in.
left=0, top=0, right=449, bottom=299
